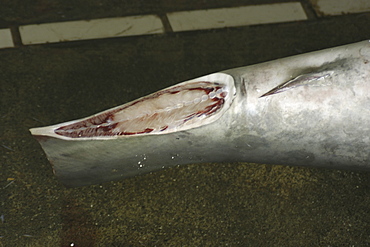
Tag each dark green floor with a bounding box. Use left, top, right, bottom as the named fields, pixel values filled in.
left=1, top=4, right=370, bottom=246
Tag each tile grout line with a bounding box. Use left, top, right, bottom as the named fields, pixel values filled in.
left=0, top=2, right=370, bottom=50
left=16, top=2, right=308, bottom=47
left=300, top=0, right=319, bottom=20
left=9, top=25, right=23, bottom=47
left=158, top=13, right=173, bottom=33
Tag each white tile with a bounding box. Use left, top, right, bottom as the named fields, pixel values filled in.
left=20, top=15, right=164, bottom=45
left=311, top=0, right=370, bottom=16
left=0, top=29, right=14, bottom=48
left=167, top=2, right=307, bottom=32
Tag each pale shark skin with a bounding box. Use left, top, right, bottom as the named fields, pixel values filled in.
left=30, top=40, right=370, bottom=187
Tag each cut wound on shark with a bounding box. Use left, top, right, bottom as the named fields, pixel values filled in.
left=54, top=81, right=228, bottom=138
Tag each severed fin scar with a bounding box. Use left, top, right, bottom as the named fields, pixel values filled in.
left=260, top=70, right=335, bottom=97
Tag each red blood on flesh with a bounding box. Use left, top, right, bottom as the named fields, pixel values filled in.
left=55, top=81, right=227, bottom=138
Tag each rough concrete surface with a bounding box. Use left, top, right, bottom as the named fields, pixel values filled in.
left=1, top=1, right=370, bottom=246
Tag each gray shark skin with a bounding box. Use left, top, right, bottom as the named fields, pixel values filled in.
left=30, top=40, right=370, bottom=187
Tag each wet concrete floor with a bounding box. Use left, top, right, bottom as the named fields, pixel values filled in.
left=1, top=2, right=370, bottom=246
